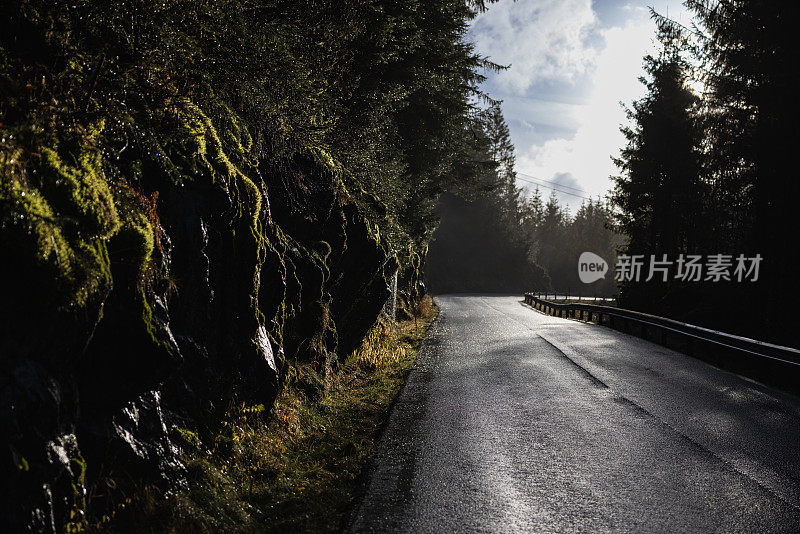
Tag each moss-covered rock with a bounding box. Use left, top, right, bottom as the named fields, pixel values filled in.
left=0, top=92, right=398, bottom=533
left=0, top=126, right=125, bottom=533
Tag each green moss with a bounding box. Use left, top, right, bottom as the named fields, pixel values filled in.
left=211, top=100, right=254, bottom=168
left=68, top=237, right=113, bottom=309
left=172, top=428, right=202, bottom=454
left=65, top=448, right=89, bottom=533
left=365, top=218, right=383, bottom=251
left=111, top=188, right=155, bottom=281
left=176, top=100, right=261, bottom=224
left=0, top=138, right=114, bottom=311
left=308, top=146, right=342, bottom=176
left=173, top=98, right=286, bottom=391
left=38, top=123, right=120, bottom=239
left=122, top=210, right=154, bottom=270
left=0, top=161, right=73, bottom=273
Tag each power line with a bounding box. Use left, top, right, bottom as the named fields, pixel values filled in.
left=516, top=171, right=589, bottom=194
left=513, top=174, right=594, bottom=201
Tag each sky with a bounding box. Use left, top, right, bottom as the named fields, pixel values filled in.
left=469, top=0, right=692, bottom=213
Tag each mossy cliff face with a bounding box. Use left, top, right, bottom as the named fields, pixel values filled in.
left=0, top=100, right=395, bottom=531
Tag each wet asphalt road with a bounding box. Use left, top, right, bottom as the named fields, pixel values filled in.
left=346, top=295, right=800, bottom=533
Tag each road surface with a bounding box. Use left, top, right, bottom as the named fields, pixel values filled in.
left=346, top=295, right=800, bottom=533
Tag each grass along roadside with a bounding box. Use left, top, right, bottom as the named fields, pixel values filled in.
left=113, top=295, right=438, bottom=533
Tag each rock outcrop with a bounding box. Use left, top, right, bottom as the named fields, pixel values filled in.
left=0, top=99, right=396, bottom=532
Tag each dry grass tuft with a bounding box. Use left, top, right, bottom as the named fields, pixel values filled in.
left=110, top=296, right=439, bottom=533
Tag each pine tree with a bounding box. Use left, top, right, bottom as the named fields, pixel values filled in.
left=682, top=0, right=800, bottom=325
left=612, top=23, right=705, bottom=256
left=571, top=199, right=619, bottom=295
left=635, top=1, right=800, bottom=342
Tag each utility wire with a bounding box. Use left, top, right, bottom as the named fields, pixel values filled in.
left=516, top=171, right=590, bottom=193
left=513, top=174, right=595, bottom=201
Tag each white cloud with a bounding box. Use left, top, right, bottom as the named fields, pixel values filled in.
left=470, top=0, right=599, bottom=93
left=517, top=12, right=657, bottom=209
left=471, top=0, right=694, bottom=212
left=501, top=96, right=584, bottom=132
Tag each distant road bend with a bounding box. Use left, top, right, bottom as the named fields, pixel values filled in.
left=346, top=295, right=800, bottom=533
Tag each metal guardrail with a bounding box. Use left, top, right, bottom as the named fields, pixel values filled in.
left=523, top=292, right=800, bottom=369
left=531, top=294, right=616, bottom=303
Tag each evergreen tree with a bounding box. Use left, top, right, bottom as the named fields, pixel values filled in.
left=680, top=0, right=800, bottom=335
left=570, top=199, right=619, bottom=295
left=532, top=192, right=570, bottom=290
left=611, top=22, right=705, bottom=307
left=521, top=187, right=545, bottom=231
left=425, top=103, right=548, bottom=293
left=612, top=24, right=704, bottom=255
